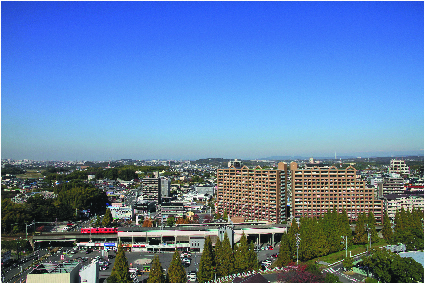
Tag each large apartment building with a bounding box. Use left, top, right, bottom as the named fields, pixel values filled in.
left=216, top=161, right=384, bottom=224
left=389, top=159, right=410, bottom=176
left=384, top=193, right=424, bottom=219
left=377, top=177, right=405, bottom=196
left=291, top=162, right=384, bottom=223
left=141, top=178, right=162, bottom=204
left=216, top=162, right=287, bottom=224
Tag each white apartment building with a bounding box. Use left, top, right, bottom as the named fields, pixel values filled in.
left=389, top=159, right=410, bottom=176
left=384, top=193, right=424, bottom=219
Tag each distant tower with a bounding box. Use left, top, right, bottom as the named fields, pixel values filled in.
left=335, top=152, right=337, bottom=160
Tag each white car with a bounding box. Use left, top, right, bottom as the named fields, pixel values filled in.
left=188, top=271, right=197, bottom=281
left=182, top=258, right=191, bottom=264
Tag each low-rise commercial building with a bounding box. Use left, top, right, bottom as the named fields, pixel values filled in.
left=27, top=262, right=80, bottom=283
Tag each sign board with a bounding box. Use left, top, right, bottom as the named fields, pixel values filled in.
left=60, top=255, right=64, bottom=260
left=104, top=243, right=116, bottom=247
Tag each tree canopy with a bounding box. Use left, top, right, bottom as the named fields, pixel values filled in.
left=148, top=255, right=165, bottom=283
left=197, top=236, right=215, bottom=283
left=393, top=208, right=424, bottom=250
left=102, top=208, right=113, bottom=227
left=362, top=248, right=424, bottom=283
left=109, top=244, right=132, bottom=283
left=167, top=250, right=187, bottom=283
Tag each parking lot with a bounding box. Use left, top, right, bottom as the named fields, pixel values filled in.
left=3, top=242, right=279, bottom=283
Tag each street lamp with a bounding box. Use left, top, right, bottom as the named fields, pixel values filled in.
left=295, top=233, right=301, bottom=265
left=341, top=235, right=348, bottom=258
left=25, top=220, right=35, bottom=240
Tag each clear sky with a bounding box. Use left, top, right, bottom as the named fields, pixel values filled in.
left=1, top=1, right=424, bottom=161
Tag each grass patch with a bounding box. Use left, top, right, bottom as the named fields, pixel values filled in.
left=17, top=170, right=43, bottom=179
left=307, top=239, right=388, bottom=265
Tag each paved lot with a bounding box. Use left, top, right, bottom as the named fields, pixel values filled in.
left=3, top=243, right=279, bottom=283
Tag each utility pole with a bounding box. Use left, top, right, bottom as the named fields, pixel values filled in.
left=366, top=224, right=370, bottom=253
left=25, top=221, right=34, bottom=240
left=341, top=235, right=348, bottom=258
left=295, top=233, right=301, bottom=265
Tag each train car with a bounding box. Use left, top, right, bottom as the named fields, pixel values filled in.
left=81, top=227, right=118, bottom=234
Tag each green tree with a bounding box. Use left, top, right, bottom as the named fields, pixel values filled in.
left=109, top=244, right=131, bottom=283
left=197, top=237, right=215, bottom=283
left=353, top=213, right=367, bottom=245
left=393, top=208, right=407, bottom=245
left=219, top=233, right=234, bottom=276
left=222, top=209, right=228, bottom=221
left=342, top=256, right=353, bottom=271
left=324, top=273, right=342, bottom=283
left=382, top=210, right=393, bottom=244
left=247, top=241, right=259, bottom=271
left=214, top=238, right=223, bottom=277
left=167, top=250, right=187, bottom=283
left=102, top=208, right=113, bottom=227
left=93, top=215, right=101, bottom=227
left=234, top=232, right=249, bottom=272
left=287, top=218, right=299, bottom=261
left=166, top=216, right=175, bottom=227
left=148, top=255, right=165, bottom=283
left=367, top=212, right=379, bottom=243
left=299, top=217, right=328, bottom=261
left=323, top=208, right=342, bottom=253
left=275, top=232, right=291, bottom=267
left=362, top=248, right=424, bottom=283
left=410, top=208, right=424, bottom=250
left=104, top=168, right=119, bottom=180
left=118, top=168, right=138, bottom=181
left=339, top=208, right=353, bottom=247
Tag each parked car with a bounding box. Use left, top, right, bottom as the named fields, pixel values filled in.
left=182, top=258, right=191, bottom=264
left=188, top=271, right=197, bottom=282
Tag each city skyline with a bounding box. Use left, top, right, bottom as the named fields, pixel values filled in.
left=2, top=2, right=424, bottom=161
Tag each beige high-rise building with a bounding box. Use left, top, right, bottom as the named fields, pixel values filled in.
left=216, top=161, right=384, bottom=224
left=291, top=162, right=383, bottom=223
left=216, top=162, right=287, bottom=224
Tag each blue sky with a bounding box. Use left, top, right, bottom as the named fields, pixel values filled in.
left=1, top=1, right=424, bottom=161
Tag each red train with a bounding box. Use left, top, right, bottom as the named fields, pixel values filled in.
left=81, top=227, right=118, bottom=234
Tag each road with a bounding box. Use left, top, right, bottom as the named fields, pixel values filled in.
left=322, top=254, right=368, bottom=283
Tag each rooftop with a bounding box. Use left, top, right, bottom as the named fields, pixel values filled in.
left=29, top=262, right=79, bottom=274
